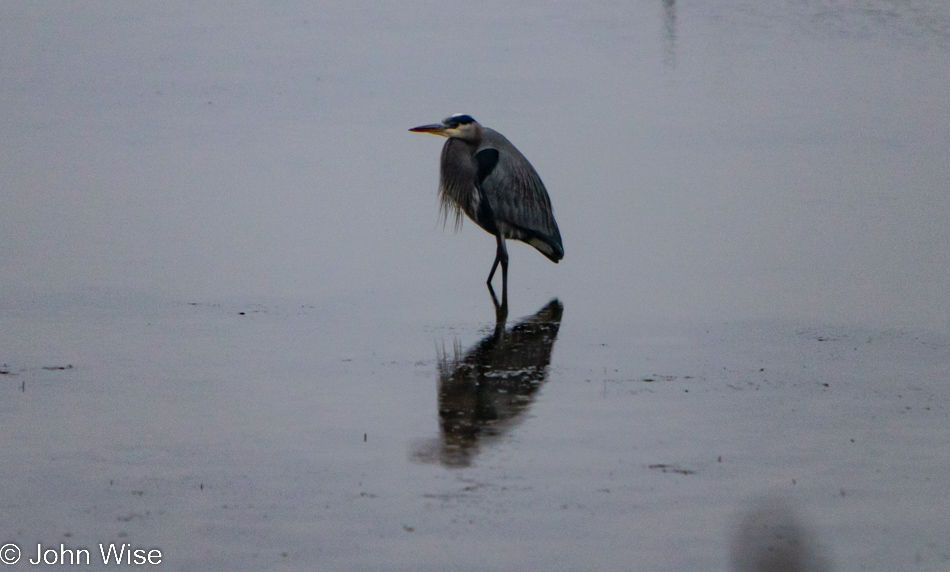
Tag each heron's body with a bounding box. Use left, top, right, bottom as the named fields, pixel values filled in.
left=410, top=114, right=563, bottom=302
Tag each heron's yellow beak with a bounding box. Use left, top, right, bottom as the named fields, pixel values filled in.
left=408, top=123, right=448, bottom=136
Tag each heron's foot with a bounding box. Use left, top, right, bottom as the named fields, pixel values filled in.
left=487, top=282, right=508, bottom=325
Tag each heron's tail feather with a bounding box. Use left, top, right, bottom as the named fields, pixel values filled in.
left=527, top=235, right=563, bottom=263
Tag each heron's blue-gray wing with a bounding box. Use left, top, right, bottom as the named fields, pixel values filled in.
left=476, top=135, right=563, bottom=262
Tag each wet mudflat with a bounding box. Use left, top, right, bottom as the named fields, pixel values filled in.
left=2, top=1, right=949, bottom=570
left=1, top=294, right=947, bottom=571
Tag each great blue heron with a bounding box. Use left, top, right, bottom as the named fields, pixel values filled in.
left=409, top=114, right=563, bottom=303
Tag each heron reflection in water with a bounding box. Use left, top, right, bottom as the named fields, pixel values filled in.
left=412, top=299, right=563, bottom=468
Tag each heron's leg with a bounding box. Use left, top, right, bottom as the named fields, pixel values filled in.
left=500, top=251, right=508, bottom=303
left=487, top=233, right=507, bottom=285
left=488, top=258, right=499, bottom=285
left=487, top=233, right=509, bottom=305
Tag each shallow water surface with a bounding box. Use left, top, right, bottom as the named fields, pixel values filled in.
left=1, top=1, right=949, bottom=570
left=2, top=295, right=947, bottom=570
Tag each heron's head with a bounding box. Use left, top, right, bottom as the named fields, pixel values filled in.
left=409, top=114, right=481, bottom=142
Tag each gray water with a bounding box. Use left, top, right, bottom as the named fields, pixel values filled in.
left=1, top=1, right=949, bottom=570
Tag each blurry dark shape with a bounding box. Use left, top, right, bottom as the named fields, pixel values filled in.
left=731, top=499, right=833, bottom=572
left=662, top=0, right=677, bottom=67
left=412, top=299, right=563, bottom=468
left=409, top=114, right=564, bottom=305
